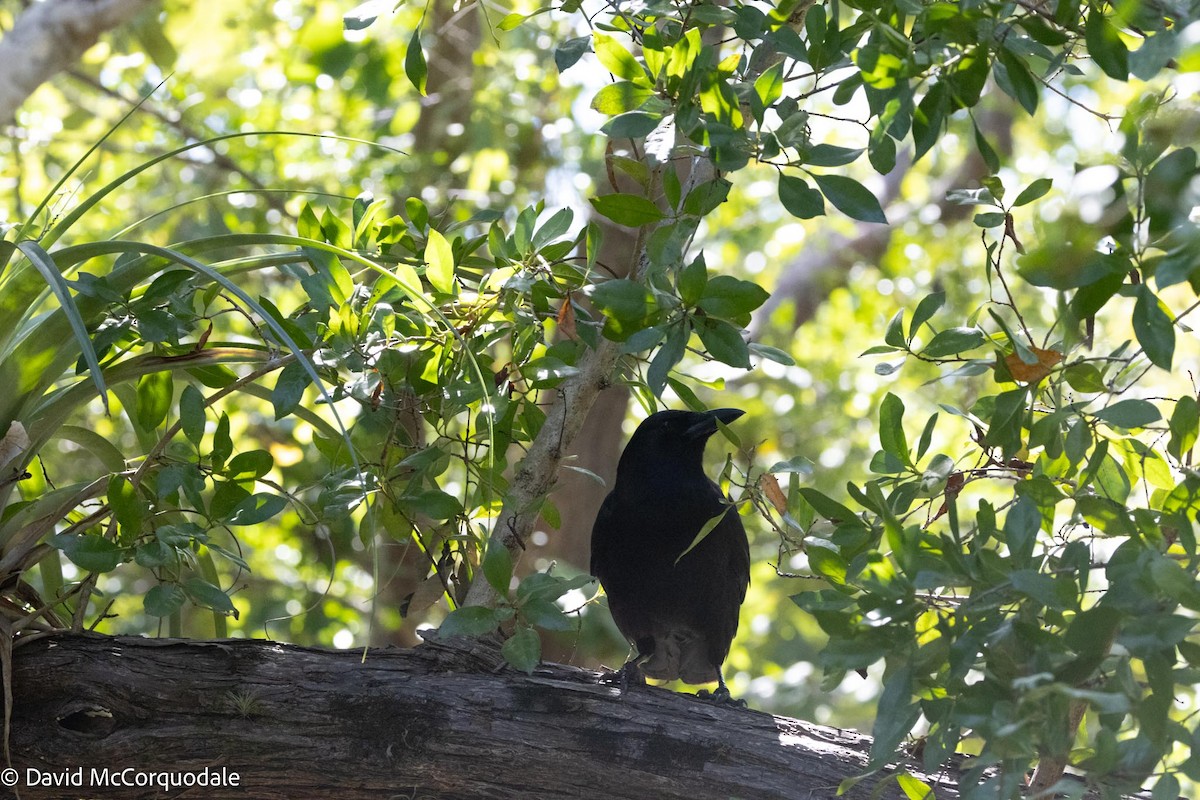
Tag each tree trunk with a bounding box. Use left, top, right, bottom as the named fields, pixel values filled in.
left=8, top=633, right=958, bottom=800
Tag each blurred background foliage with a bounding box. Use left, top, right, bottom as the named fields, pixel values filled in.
left=2, top=0, right=1199, bottom=783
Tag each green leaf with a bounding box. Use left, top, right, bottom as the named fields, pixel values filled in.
left=983, top=388, right=1028, bottom=456
left=995, top=49, right=1039, bottom=114
left=696, top=320, right=750, bottom=368
left=136, top=370, right=173, bottom=430
left=1133, top=286, right=1175, bottom=370
left=1094, top=399, right=1161, bottom=429
left=1150, top=555, right=1200, bottom=610
left=1004, top=495, right=1040, bottom=565
left=408, top=490, right=463, bottom=519
left=675, top=506, right=734, bottom=564
left=1070, top=270, right=1126, bottom=318
left=910, top=292, right=945, bottom=336
left=14, top=241, right=110, bottom=412
left=798, top=488, right=858, bottom=522
left=896, top=773, right=933, bottom=800
left=779, top=174, right=825, bottom=219
left=879, top=393, right=911, bottom=467
left=48, top=533, right=122, bottom=573
left=1012, top=178, right=1053, bottom=207
left=135, top=540, right=176, bottom=569
left=483, top=536, right=514, bottom=595
left=920, top=327, right=986, bottom=357
left=754, top=61, right=784, bottom=108
left=602, top=112, right=662, bottom=139
left=678, top=255, right=708, bottom=305
left=183, top=577, right=237, bottom=616
left=807, top=545, right=848, bottom=585
left=534, top=208, right=574, bottom=248
left=107, top=475, right=144, bottom=543
left=1168, top=396, right=1199, bottom=461
left=179, top=384, right=206, bottom=446
left=804, top=145, right=864, bottom=167
left=974, top=122, right=1000, bottom=172
left=271, top=360, right=313, bottom=421
left=501, top=625, right=541, bottom=674
left=588, top=279, right=653, bottom=323
left=555, top=37, right=591, bottom=73
left=404, top=29, right=428, bottom=95
left=593, top=33, right=645, bottom=81
left=748, top=342, right=795, bottom=366
left=439, top=605, right=506, bottom=637
left=144, top=583, right=187, bottom=617
left=1152, top=774, right=1181, bottom=800
left=697, top=275, right=769, bottom=319
left=226, top=450, right=274, bottom=481
left=812, top=173, right=887, bottom=223
left=589, top=194, right=664, bottom=227
left=497, top=13, right=526, bottom=31
left=343, top=0, right=390, bottom=30
left=648, top=324, right=687, bottom=396
left=591, top=82, right=654, bottom=114
left=516, top=572, right=594, bottom=604
left=227, top=493, right=288, bottom=525
left=521, top=598, right=577, bottom=631
left=868, top=132, right=897, bottom=174
left=1086, top=9, right=1129, bottom=81
left=972, top=212, right=1005, bottom=230
left=424, top=229, right=456, bottom=295
left=682, top=179, right=732, bottom=217
left=1064, top=363, right=1106, bottom=393
left=869, top=666, right=921, bottom=768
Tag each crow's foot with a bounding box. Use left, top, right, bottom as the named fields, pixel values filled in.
left=600, top=661, right=646, bottom=695
left=696, top=684, right=747, bottom=708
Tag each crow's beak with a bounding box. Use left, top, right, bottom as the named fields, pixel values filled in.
left=686, top=408, right=745, bottom=439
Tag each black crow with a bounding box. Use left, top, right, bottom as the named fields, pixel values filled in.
left=590, top=408, right=750, bottom=700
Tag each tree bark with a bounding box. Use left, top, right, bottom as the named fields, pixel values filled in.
left=0, top=0, right=160, bottom=124
left=8, top=633, right=958, bottom=800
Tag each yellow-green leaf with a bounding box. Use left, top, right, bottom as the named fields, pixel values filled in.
left=424, top=229, right=456, bottom=295
left=593, top=33, right=645, bottom=82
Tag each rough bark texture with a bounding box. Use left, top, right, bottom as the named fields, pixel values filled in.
left=8, top=633, right=960, bottom=800
left=0, top=0, right=160, bottom=124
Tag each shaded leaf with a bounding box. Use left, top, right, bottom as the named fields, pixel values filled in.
left=1094, top=399, right=1161, bottom=428
left=812, top=174, right=886, bottom=223
left=779, top=174, right=825, bottom=219
left=589, top=194, right=664, bottom=227
left=501, top=625, right=541, bottom=674
left=405, top=29, right=428, bottom=95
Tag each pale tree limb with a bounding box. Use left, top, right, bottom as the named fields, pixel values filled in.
left=0, top=0, right=160, bottom=124
left=462, top=336, right=625, bottom=606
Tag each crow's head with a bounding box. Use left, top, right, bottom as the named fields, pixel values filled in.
left=617, top=408, right=744, bottom=473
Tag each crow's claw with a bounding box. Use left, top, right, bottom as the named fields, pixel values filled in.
left=600, top=661, right=646, bottom=696
left=696, top=685, right=747, bottom=708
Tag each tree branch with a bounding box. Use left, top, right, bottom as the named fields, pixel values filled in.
left=10, top=633, right=966, bottom=800
left=0, top=0, right=160, bottom=124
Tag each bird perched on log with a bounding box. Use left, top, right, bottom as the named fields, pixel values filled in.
left=590, top=408, right=750, bottom=701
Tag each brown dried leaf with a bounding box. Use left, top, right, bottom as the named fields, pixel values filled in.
left=1004, top=347, right=1062, bottom=384
left=557, top=298, right=577, bottom=340
left=760, top=473, right=788, bottom=515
